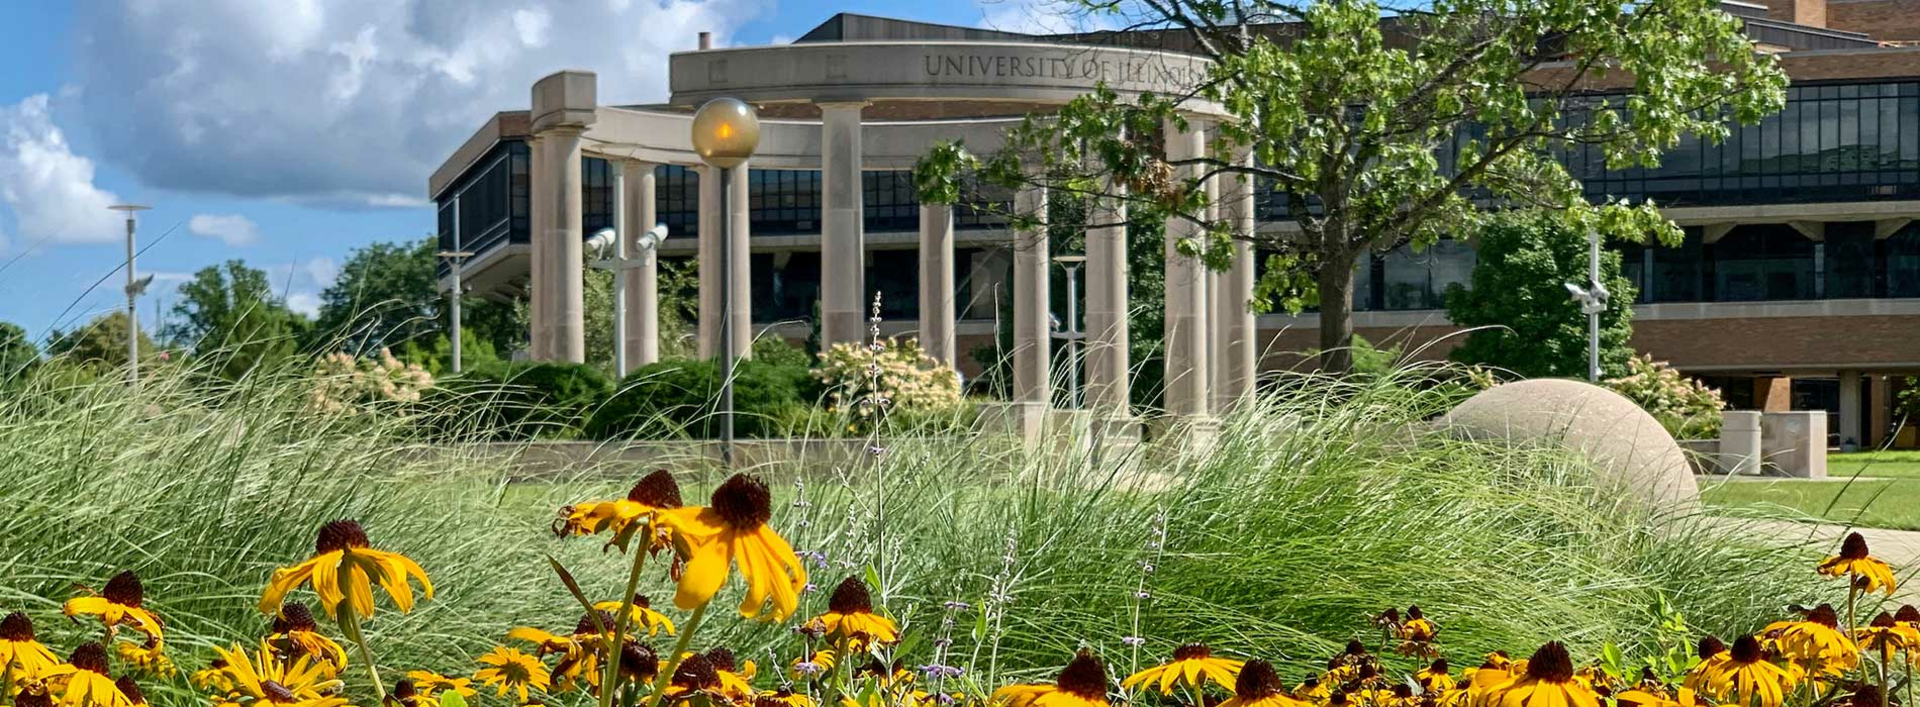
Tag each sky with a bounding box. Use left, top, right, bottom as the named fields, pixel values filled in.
left=0, top=0, right=1097, bottom=341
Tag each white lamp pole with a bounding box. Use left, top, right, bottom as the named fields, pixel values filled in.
left=589, top=224, right=667, bottom=376
left=1564, top=229, right=1610, bottom=382
left=437, top=249, right=472, bottom=372
left=690, top=97, right=761, bottom=467
left=109, top=204, right=152, bottom=387
left=1053, top=254, right=1086, bottom=408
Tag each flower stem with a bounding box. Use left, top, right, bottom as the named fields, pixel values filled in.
left=339, top=602, right=387, bottom=701
left=1190, top=681, right=1208, bottom=707
left=602, top=548, right=650, bottom=707
left=641, top=603, right=708, bottom=707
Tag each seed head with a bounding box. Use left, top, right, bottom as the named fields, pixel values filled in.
left=1172, top=644, right=1212, bottom=662
left=70, top=642, right=110, bottom=674
left=1234, top=660, right=1285, bottom=700
left=1840, top=532, right=1870, bottom=560
left=711, top=475, right=772, bottom=530
left=828, top=577, right=874, bottom=615
left=1054, top=651, right=1108, bottom=701
left=0, top=612, right=35, bottom=641
left=628, top=470, right=684, bottom=509
left=1524, top=642, right=1574, bottom=683
left=1729, top=635, right=1764, bottom=664
left=102, top=571, right=145, bottom=607
left=316, top=520, right=372, bottom=554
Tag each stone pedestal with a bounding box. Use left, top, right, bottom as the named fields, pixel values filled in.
left=1012, top=183, right=1050, bottom=406
left=1762, top=411, right=1828, bottom=479
left=1720, top=411, right=1763, bottom=476
left=919, top=202, right=956, bottom=367
left=820, top=102, right=868, bottom=347
left=1162, top=118, right=1212, bottom=418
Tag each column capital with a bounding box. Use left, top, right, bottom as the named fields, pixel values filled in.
left=531, top=70, right=598, bottom=134
left=816, top=100, right=871, bottom=111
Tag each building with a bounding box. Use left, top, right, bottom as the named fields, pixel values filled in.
left=430, top=1, right=1920, bottom=446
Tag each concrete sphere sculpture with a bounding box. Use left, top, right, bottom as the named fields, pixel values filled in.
left=1438, top=378, right=1700, bottom=512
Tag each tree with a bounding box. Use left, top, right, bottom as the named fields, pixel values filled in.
left=0, top=321, right=35, bottom=377
left=312, top=238, right=520, bottom=356
left=47, top=311, right=155, bottom=369
left=917, top=0, right=1785, bottom=372
left=166, top=260, right=310, bottom=378
left=1445, top=211, right=1638, bottom=379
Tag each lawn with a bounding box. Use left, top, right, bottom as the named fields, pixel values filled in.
left=1700, top=451, right=1920, bottom=530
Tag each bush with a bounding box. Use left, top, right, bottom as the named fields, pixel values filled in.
left=814, top=337, right=962, bottom=429
left=432, top=360, right=613, bottom=439
left=586, top=357, right=821, bottom=440
left=1605, top=353, right=1725, bottom=439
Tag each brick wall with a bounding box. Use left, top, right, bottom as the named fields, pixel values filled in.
left=1826, top=0, right=1920, bottom=41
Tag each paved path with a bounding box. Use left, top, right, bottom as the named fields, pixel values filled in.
left=1704, top=515, right=1920, bottom=600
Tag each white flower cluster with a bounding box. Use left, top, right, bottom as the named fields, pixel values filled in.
left=307, top=348, right=435, bottom=415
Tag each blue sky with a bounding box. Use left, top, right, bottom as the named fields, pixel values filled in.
left=0, top=0, right=1077, bottom=341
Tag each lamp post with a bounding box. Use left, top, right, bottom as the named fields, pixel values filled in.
left=437, top=249, right=473, bottom=373
left=1053, top=254, right=1086, bottom=408
left=109, top=204, right=152, bottom=387
left=588, top=223, right=667, bottom=376
left=690, top=97, right=760, bottom=467
left=1564, top=229, right=1610, bottom=382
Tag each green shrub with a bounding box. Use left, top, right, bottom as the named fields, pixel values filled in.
left=586, top=357, right=820, bottom=439
left=432, top=360, right=613, bottom=439
left=1605, top=354, right=1725, bottom=440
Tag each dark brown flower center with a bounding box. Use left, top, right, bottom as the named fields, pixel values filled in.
left=621, top=642, right=660, bottom=679
left=316, top=520, right=371, bottom=554
left=629, top=470, right=685, bottom=508
left=274, top=603, right=318, bottom=633
left=1808, top=604, right=1840, bottom=628
left=1841, top=532, right=1870, bottom=560
left=1330, top=692, right=1350, bottom=706
left=1344, top=640, right=1368, bottom=656
left=1173, top=644, right=1212, bottom=662
left=710, top=475, right=772, bottom=530
left=1054, top=651, right=1108, bottom=700
left=1427, top=659, right=1449, bottom=675
left=15, top=691, right=51, bottom=707
left=575, top=610, right=617, bottom=636
left=1872, top=612, right=1897, bottom=629
left=262, top=680, right=297, bottom=703
left=115, top=676, right=145, bottom=705
left=829, top=577, right=874, bottom=615
left=0, top=612, right=35, bottom=641
left=1393, top=685, right=1413, bottom=699
left=1525, top=642, right=1575, bottom=683
left=671, top=654, right=719, bottom=689
left=1853, top=684, right=1884, bottom=707
left=633, top=594, right=653, bottom=610
left=1697, top=636, right=1726, bottom=659
left=704, top=647, right=738, bottom=673
left=71, top=643, right=110, bottom=674
left=393, top=680, right=419, bottom=699
left=102, top=571, right=144, bottom=607
left=1730, top=635, right=1764, bottom=664
left=1234, top=660, right=1284, bottom=700
left=1897, top=605, right=1920, bottom=624
left=1407, top=605, right=1424, bottom=620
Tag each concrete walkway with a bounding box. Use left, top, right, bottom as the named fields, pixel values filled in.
left=1705, top=515, right=1920, bottom=600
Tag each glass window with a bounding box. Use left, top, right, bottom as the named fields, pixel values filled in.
left=1823, top=222, right=1877, bottom=299
left=656, top=165, right=699, bottom=238
left=1889, top=224, right=1920, bottom=298
left=865, top=249, right=920, bottom=319
left=752, top=251, right=822, bottom=322
left=1710, top=224, right=1816, bottom=302
left=750, top=169, right=820, bottom=235
left=582, top=157, right=613, bottom=235
left=1380, top=238, right=1474, bottom=310
left=1647, top=228, right=1704, bottom=303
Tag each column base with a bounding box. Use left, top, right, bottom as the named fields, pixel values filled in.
left=976, top=401, right=1053, bottom=443
left=1147, top=414, right=1220, bottom=455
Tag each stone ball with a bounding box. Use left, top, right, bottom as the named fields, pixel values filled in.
left=1437, top=378, right=1700, bottom=511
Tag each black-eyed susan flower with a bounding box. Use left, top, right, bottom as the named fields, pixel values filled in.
left=1616, top=686, right=1701, bottom=707
left=1219, top=660, right=1310, bottom=707
left=0, top=612, right=61, bottom=680
left=1416, top=659, right=1456, bottom=693
left=704, top=647, right=757, bottom=703
left=258, top=520, right=433, bottom=621
left=192, top=657, right=235, bottom=694
left=266, top=604, right=348, bottom=675
left=1481, top=642, right=1599, bottom=707
left=593, top=594, right=676, bottom=637
left=113, top=636, right=175, bottom=679
left=42, top=643, right=131, bottom=707
left=556, top=470, right=684, bottom=553
left=211, top=641, right=345, bottom=707
left=1683, top=637, right=1728, bottom=693
left=63, top=572, right=163, bottom=639
left=389, top=679, right=435, bottom=707
left=1703, top=636, right=1793, bottom=707
left=757, top=688, right=818, bottom=707
left=474, top=646, right=550, bottom=703
left=805, top=577, right=899, bottom=650
left=1854, top=611, right=1920, bottom=656
left=1291, top=676, right=1328, bottom=705
left=1122, top=643, right=1244, bottom=695
left=405, top=671, right=475, bottom=700
left=661, top=652, right=725, bottom=704
left=659, top=474, right=807, bottom=621
left=511, top=611, right=608, bottom=693
left=113, top=678, right=145, bottom=707
left=991, top=651, right=1110, bottom=707
left=1397, top=606, right=1439, bottom=658
left=1762, top=604, right=1857, bottom=669
left=1819, top=533, right=1898, bottom=596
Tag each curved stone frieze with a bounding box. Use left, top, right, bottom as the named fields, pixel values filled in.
left=668, top=41, right=1222, bottom=114
left=582, top=107, right=1022, bottom=170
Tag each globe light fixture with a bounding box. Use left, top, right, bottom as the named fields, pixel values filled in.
left=690, top=98, right=761, bottom=169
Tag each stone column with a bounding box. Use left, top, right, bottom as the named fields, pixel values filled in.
left=1013, top=183, right=1050, bottom=405
left=919, top=202, right=956, bottom=367
left=1840, top=369, right=1863, bottom=449
left=1213, top=148, right=1258, bottom=411
left=820, top=102, right=868, bottom=347
left=1084, top=178, right=1130, bottom=417
left=1163, top=118, right=1211, bottom=418
left=697, top=164, right=723, bottom=359
left=528, top=70, right=596, bottom=363
left=527, top=135, right=548, bottom=359
left=533, top=128, right=586, bottom=362
left=621, top=160, right=659, bottom=371
left=727, top=162, right=753, bottom=360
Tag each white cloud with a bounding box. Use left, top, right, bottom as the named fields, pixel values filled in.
left=303, top=256, right=339, bottom=288
left=0, top=94, right=122, bottom=244
left=187, top=213, right=259, bottom=246
left=286, top=292, right=321, bottom=317
left=69, top=0, right=757, bottom=207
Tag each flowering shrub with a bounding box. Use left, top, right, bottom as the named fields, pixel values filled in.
left=813, top=337, right=961, bottom=425
left=1605, top=354, right=1725, bottom=440
left=10, top=465, right=1917, bottom=707
left=308, top=349, right=434, bottom=414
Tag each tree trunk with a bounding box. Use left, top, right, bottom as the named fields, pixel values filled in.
left=1317, top=248, right=1358, bottom=374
